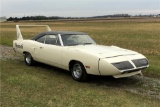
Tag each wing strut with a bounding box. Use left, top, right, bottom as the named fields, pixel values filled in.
left=16, top=25, right=52, bottom=40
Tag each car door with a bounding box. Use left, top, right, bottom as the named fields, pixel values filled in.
left=31, top=34, right=46, bottom=60
left=37, top=34, right=63, bottom=67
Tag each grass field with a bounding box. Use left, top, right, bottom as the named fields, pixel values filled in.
left=1, top=18, right=160, bottom=107
left=1, top=18, right=160, bottom=77
left=1, top=59, right=160, bottom=107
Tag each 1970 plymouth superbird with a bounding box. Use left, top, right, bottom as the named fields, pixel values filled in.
left=13, top=25, right=149, bottom=81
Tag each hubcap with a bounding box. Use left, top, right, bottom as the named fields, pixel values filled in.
left=73, top=63, right=82, bottom=79
left=26, top=54, right=31, bottom=64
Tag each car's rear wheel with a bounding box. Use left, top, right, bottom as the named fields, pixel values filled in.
left=24, top=52, right=35, bottom=66
left=71, top=62, right=88, bottom=82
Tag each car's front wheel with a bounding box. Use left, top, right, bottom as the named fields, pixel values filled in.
left=71, top=62, right=88, bottom=82
left=24, top=52, right=35, bottom=66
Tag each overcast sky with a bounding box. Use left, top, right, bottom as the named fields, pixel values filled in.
left=1, top=0, right=160, bottom=18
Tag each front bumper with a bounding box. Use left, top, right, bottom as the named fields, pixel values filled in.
left=113, top=70, right=142, bottom=78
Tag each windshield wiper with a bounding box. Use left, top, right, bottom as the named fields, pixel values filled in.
left=83, top=43, right=93, bottom=45
left=68, top=43, right=79, bottom=46
left=68, top=43, right=92, bottom=46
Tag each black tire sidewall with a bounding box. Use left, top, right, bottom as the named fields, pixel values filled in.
left=71, top=62, right=88, bottom=82
left=24, top=53, right=34, bottom=66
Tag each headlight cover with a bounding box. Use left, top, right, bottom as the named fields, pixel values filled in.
left=112, top=61, right=134, bottom=70
left=132, top=58, right=148, bottom=67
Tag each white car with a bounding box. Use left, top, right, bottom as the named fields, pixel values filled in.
left=13, top=25, right=149, bottom=82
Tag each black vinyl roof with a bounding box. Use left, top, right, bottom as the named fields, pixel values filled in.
left=32, top=31, right=86, bottom=40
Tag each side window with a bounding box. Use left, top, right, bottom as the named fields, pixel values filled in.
left=55, top=37, right=61, bottom=46
left=36, top=34, right=61, bottom=46
left=45, top=35, right=61, bottom=46
left=36, top=36, right=46, bottom=43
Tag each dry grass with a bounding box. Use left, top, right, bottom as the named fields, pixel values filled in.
left=1, top=18, right=160, bottom=77
left=1, top=18, right=160, bottom=107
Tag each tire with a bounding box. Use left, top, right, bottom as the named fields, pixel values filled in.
left=71, top=62, right=88, bottom=82
left=24, top=52, right=35, bottom=66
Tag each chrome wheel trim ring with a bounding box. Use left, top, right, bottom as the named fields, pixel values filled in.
left=26, top=54, right=31, bottom=64
left=73, top=63, right=82, bottom=79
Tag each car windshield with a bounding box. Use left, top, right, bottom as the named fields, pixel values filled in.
left=61, top=34, right=96, bottom=46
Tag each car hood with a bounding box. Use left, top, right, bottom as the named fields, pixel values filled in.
left=69, top=45, right=139, bottom=58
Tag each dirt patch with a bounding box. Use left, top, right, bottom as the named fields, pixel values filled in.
left=0, top=45, right=22, bottom=61
left=1, top=45, right=160, bottom=100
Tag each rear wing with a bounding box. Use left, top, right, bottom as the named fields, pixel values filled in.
left=16, top=25, right=51, bottom=40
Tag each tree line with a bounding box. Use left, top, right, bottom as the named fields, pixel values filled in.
left=7, top=14, right=131, bottom=21
left=7, top=14, right=159, bottom=21
left=7, top=16, right=69, bottom=21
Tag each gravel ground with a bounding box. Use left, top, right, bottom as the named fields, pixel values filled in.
left=0, top=45, right=160, bottom=100
left=0, top=45, right=22, bottom=61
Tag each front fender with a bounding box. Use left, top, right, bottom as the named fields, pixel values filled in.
left=62, top=48, right=101, bottom=75
left=98, top=58, right=120, bottom=75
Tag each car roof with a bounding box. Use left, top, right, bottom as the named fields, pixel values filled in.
left=49, top=31, right=86, bottom=35
left=32, top=31, right=86, bottom=40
